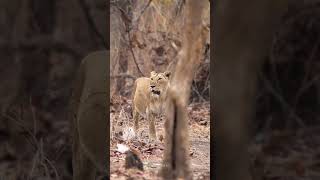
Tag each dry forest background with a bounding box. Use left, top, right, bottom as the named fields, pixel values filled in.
left=110, top=0, right=210, bottom=179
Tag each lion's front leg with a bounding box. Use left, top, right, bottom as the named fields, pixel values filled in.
left=72, top=118, right=97, bottom=180
left=133, top=108, right=139, bottom=133
left=73, top=146, right=96, bottom=180
left=147, top=108, right=157, bottom=141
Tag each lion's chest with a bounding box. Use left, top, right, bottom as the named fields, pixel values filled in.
left=148, top=100, right=164, bottom=115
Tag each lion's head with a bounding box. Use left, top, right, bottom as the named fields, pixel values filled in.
left=149, top=71, right=171, bottom=98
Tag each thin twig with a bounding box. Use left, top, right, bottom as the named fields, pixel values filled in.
left=292, top=37, right=320, bottom=109
left=1, top=113, right=38, bottom=149
left=293, top=74, right=320, bottom=109
left=43, top=156, right=60, bottom=180
left=28, top=150, right=39, bottom=178
left=260, top=72, right=306, bottom=128
left=191, top=83, right=206, bottom=103
left=30, top=96, right=37, bottom=136
left=132, top=0, right=153, bottom=30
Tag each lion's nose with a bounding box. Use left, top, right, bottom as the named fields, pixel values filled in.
left=150, top=85, right=155, bottom=88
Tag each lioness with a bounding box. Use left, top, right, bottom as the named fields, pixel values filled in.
left=70, top=50, right=108, bottom=180
left=132, top=71, right=171, bottom=141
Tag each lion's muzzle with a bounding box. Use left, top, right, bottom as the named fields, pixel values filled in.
left=151, top=89, right=161, bottom=95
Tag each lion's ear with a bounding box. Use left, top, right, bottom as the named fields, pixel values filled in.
left=150, top=71, right=157, bottom=77
left=164, top=71, right=171, bottom=78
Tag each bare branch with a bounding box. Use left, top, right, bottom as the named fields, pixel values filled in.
left=127, top=31, right=145, bottom=77
left=114, top=1, right=146, bottom=77
left=260, top=72, right=306, bottom=128
left=132, top=0, right=153, bottom=30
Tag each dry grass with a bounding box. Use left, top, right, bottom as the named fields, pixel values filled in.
left=0, top=103, right=70, bottom=180
left=110, top=95, right=210, bottom=180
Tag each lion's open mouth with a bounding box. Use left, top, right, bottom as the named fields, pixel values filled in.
left=151, top=90, right=161, bottom=95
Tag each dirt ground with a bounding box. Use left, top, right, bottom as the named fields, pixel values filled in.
left=110, top=96, right=210, bottom=180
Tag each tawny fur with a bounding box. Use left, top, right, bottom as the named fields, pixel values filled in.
left=70, top=51, right=109, bottom=180
left=132, top=71, right=171, bottom=141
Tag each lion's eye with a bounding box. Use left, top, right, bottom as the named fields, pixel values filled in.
left=158, top=78, right=162, bottom=80
left=151, top=78, right=153, bottom=80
